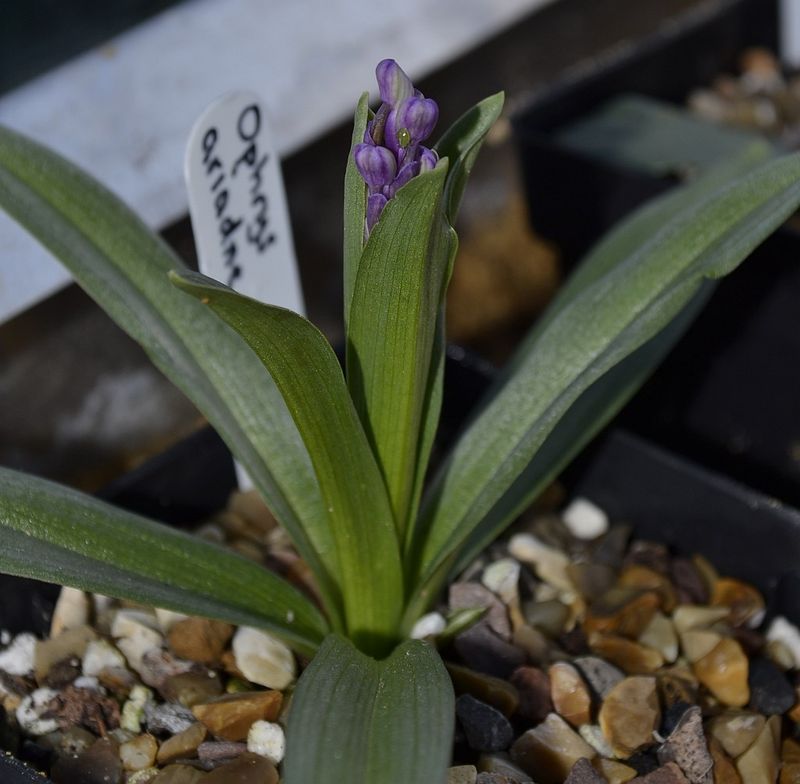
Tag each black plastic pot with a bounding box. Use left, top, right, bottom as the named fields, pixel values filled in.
left=510, top=0, right=800, bottom=506
left=511, top=0, right=777, bottom=266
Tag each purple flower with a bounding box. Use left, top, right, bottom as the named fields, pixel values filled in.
left=355, top=59, right=440, bottom=235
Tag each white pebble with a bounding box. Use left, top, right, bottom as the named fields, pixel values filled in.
left=121, top=685, right=154, bottom=733
left=579, top=723, right=614, bottom=757
left=482, top=558, right=521, bottom=605
left=0, top=633, right=36, bottom=676
left=50, top=586, right=90, bottom=637
left=233, top=627, right=296, bottom=689
left=561, top=497, right=609, bottom=540
left=154, top=608, right=188, bottom=633
left=112, top=610, right=164, bottom=674
left=247, top=720, right=286, bottom=764
left=1, top=630, right=10, bottom=646
left=767, top=616, right=800, bottom=669
left=16, top=688, right=59, bottom=735
left=508, top=533, right=573, bottom=592
left=82, top=638, right=127, bottom=676
left=73, top=676, right=102, bottom=691
left=410, top=612, right=447, bottom=640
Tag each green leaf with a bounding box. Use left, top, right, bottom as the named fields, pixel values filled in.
left=435, top=91, right=504, bottom=221
left=0, top=468, right=327, bottom=657
left=347, top=164, right=453, bottom=536
left=403, top=282, right=715, bottom=625
left=403, top=147, right=772, bottom=621
left=343, top=92, right=370, bottom=329
left=171, top=272, right=403, bottom=656
left=0, top=125, right=343, bottom=629
left=411, top=151, right=800, bottom=587
left=283, top=635, right=454, bottom=784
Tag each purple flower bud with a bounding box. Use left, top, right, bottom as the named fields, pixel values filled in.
left=354, top=60, right=441, bottom=236
left=367, top=192, right=388, bottom=231
left=376, top=59, right=414, bottom=106
left=387, top=160, right=421, bottom=198
left=385, top=96, right=439, bottom=154
left=354, top=143, right=397, bottom=191
left=364, top=103, right=389, bottom=146
left=418, top=146, right=438, bottom=172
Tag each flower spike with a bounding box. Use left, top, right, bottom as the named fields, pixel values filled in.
left=354, top=60, right=440, bottom=235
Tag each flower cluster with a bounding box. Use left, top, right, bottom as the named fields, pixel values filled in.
left=354, top=59, right=440, bottom=233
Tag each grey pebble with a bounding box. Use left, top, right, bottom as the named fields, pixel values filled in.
left=456, top=694, right=514, bottom=753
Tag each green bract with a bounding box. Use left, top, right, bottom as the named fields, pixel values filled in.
left=0, top=65, right=797, bottom=783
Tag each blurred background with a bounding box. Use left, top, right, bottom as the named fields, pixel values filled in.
left=1, top=0, right=795, bottom=500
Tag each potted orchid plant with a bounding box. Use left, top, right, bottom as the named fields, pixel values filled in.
left=1, top=59, right=800, bottom=783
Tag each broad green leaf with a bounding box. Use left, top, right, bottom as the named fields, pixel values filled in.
left=0, top=126, right=343, bottom=629
left=0, top=468, right=327, bottom=657
left=403, top=143, right=771, bottom=607
left=411, top=152, right=800, bottom=585
left=171, top=272, right=403, bottom=656
left=404, top=283, right=714, bottom=625
left=283, top=635, right=454, bottom=784
left=343, top=92, right=370, bottom=329
left=435, top=92, right=504, bottom=220
left=347, top=164, right=452, bottom=535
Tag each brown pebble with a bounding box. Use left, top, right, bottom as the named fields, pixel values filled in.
left=780, top=739, right=800, bottom=784
left=585, top=589, right=659, bottom=639
left=656, top=706, right=712, bottom=784
left=693, top=638, right=749, bottom=707
left=161, top=671, right=224, bottom=707
left=35, top=626, right=96, bottom=682
left=120, top=733, right=159, bottom=771
left=477, top=753, right=532, bottom=779
left=157, top=722, right=208, bottom=765
left=735, top=717, right=780, bottom=784
left=708, top=738, right=742, bottom=784
left=565, top=757, right=606, bottom=784
left=710, top=579, right=765, bottom=628
left=448, top=766, right=478, bottom=784
left=192, top=691, right=282, bottom=742
left=168, top=619, right=234, bottom=666
left=512, top=623, right=550, bottom=663
left=599, top=676, right=660, bottom=758
left=618, top=566, right=677, bottom=613
left=589, top=633, right=664, bottom=674
left=447, top=662, right=520, bottom=717
left=707, top=712, right=765, bottom=759
left=630, top=762, right=689, bottom=784
left=153, top=764, right=207, bottom=783
left=510, top=713, right=596, bottom=784
left=594, top=758, right=638, bottom=784
left=510, top=666, right=553, bottom=723
left=204, top=752, right=278, bottom=783
left=549, top=662, right=591, bottom=727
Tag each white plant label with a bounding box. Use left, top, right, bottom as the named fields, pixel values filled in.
left=185, top=91, right=306, bottom=489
